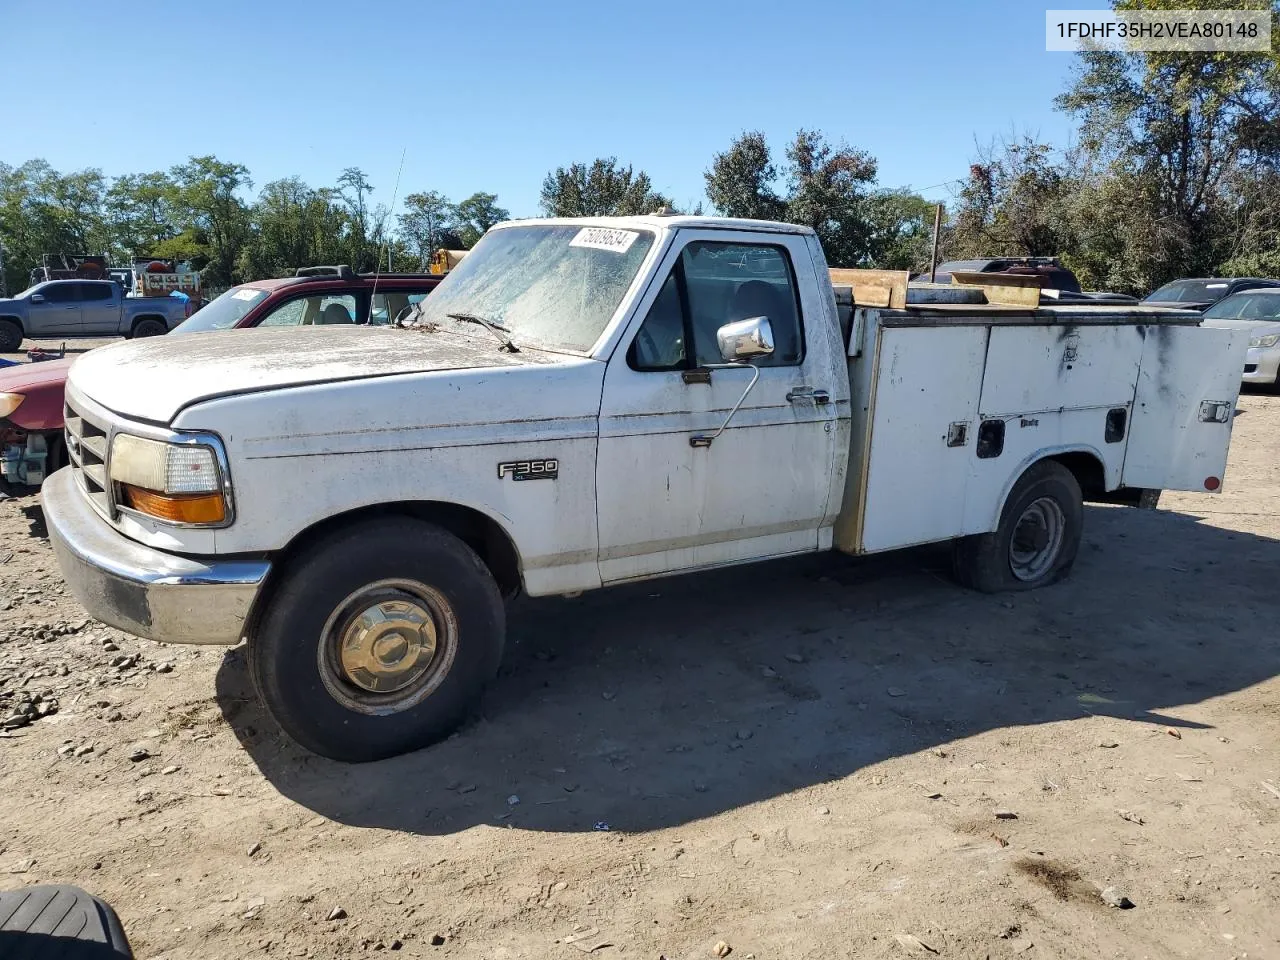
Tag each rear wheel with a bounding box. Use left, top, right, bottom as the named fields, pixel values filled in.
left=0, top=319, right=22, bottom=352
left=952, top=460, right=1083, bottom=592
left=130, top=318, right=166, bottom=338
left=248, top=518, right=505, bottom=762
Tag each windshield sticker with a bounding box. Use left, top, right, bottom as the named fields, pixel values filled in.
left=1206, top=283, right=1228, bottom=289
left=570, top=227, right=639, bottom=254
left=231, top=288, right=262, bottom=301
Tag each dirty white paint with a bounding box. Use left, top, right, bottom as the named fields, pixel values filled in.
left=856, top=325, right=987, bottom=553
left=61, top=216, right=1252, bottom=600
left=1122, top=324, right=1248, bottom=492
left=595, top=227, right=844, bottom=583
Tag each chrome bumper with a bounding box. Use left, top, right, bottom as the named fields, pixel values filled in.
left=41, top=468, right=270, bottom=645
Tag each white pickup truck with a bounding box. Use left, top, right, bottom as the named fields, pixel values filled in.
left=42, top=215, right=1248, bottom=761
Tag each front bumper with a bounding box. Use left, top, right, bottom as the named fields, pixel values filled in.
left=1243, top=345, right=1280, bottom=384
left=41, top=468, right=270, bottom=645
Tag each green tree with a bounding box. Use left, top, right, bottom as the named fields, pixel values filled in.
left=1055, top=0, right=1280, bottom=287
left=105, top=171, right=181, bottom=258
left=703, top=129, right=889, bottom=268
left=539, top=158, right=671, bottom=217
left=237, top=177, right=350, bottom=279
left=167, top=156, right=252, bottom=286
left=0, top=160, right=110, bottom=293
left=784, top=129, right=879, bottom=267
left=948, top=137, right=1073, bottom=261
left=398, top=191, right=459, bottom=267
left=704, top=131, right=787, bottom=220
left=454, top=192, right=510, bottom=247
left=863, top=189, right=938, bottom=272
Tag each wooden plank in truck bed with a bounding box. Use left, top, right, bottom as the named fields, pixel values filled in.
left=829, top=268, right=909, bottom=309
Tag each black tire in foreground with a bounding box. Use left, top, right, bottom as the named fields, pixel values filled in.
left=248, top=518, right=505, bottom=762
left=130, top=318, right=167, bottom=338
left=0, top=319, right=23, bottom=352
left=952, top=460, right=1083, bottom=593
left=0, top=884, right=133, bottom=958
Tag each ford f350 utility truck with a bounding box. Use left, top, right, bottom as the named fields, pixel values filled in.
left=41, top=216, right=1248, bottom=762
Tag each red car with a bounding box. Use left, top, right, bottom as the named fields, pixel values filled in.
left=0, top=267, right=443, bottom=486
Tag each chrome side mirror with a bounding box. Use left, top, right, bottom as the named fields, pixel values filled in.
left=690, top=317, right=775, bottom=449
left=29, top=294, right=45, bottom=303
left=716, top=316, right=774, bottom=363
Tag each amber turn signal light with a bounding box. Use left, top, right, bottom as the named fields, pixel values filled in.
left=120, top=484, right=226, bottom=524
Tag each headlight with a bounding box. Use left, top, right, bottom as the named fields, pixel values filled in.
left=1249, top=334, right=1280, bottom=348
left=109, top=433, right=228, bottom=525
left=0, top=393, right=24, bottom=418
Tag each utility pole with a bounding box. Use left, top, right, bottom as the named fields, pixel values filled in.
left=0, top=239, right=7, bottom=297
left=928, top=204, right=943, bottom=283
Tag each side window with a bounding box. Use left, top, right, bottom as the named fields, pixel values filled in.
left=79, top=283, right=112, bottom=301
left=257, top=298, right=307, bottom=327
left=372, top=290, right=431, bottom=326
left=683, top=243, right=802, bottom=367
left=628, top=273, right=686, bottom=370
left=627, top=241, right=804, bottom=371
left=41, top=283, right=78, bottom=304
left=257, top=294, right=359, bottom=328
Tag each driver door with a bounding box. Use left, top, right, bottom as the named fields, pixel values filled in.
left=27, top=282, right=82, bottom=336
left=595, top=229, right=841, bottom=583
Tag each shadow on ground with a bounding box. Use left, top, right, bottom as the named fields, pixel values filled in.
left=216, top=505, right=1280, bottom=835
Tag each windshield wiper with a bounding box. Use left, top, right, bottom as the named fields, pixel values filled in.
left=446, top=312, right=519, bottom=353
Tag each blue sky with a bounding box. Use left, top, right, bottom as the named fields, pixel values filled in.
left=0, top=0, right=1081, bottom=217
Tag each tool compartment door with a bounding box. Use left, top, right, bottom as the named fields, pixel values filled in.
left=857, top=324, right=987, bottom=552
left=1121, top=324, right=1248, bottom=492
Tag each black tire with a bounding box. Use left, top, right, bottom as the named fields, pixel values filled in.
left=248, top=518, right=505, bottom=762
left=0, top=884, right=134, bottom=958
left=130, top=317, right=167, bottom=338
left=952, top=460, right=1083, bottom=593
left=44, top=433, right=66, bottom=474
left=0, top=319, right=23, bottom=352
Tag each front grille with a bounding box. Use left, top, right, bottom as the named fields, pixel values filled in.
left=64, top=395, right=112, bottom=519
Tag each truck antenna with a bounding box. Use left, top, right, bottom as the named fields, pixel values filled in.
left=368, top=148, right=407, bottom=318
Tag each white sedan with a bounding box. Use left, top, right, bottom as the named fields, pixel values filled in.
left=1201, top=287, right=1280, bottom=386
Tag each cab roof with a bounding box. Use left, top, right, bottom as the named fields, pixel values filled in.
left=495, top=215, right=817, bottom=236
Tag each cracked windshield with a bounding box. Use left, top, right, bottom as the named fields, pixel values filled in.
left=412, top=224, right=655, bottom=353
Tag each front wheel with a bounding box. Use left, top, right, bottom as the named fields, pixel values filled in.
left=248, top=519, right=505, bottom=762
left=130, top=318, right=167, bottom=338
left=0, top=319, right=23, bottom=352
left=952, top=460, right=1083, bottom=592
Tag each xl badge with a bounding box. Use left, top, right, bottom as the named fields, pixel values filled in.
left=498, top=459, right=558, bottom=481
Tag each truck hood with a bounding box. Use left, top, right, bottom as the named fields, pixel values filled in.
left=69, top=325, right=558, bottom=423
left=0, top=357, right=74, bottom=393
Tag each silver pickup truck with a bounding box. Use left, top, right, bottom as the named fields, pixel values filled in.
left=0, top=280, right=189, bottom=352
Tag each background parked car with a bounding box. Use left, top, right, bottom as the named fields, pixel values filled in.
left=912, top=257, right=1137, bottom=303
left=914, top=257, right=1082, bottom=292
left=0, top=267, right=442, bottom=486
left=1142, top=277, right=1280, bottom=312
left=1200, top=287, right=1280, bottom=387
left=0, top=279, right=188, bottom=352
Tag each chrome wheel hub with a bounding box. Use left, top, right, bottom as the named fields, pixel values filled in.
left=339, top=598, right=437, bottom=694
left=318, top=579, right=459, bottom=715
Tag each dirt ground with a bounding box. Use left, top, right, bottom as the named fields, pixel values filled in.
left=1, top=384, right=1278, bottom=960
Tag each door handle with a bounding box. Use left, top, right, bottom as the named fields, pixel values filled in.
left=786, top=387, right=830, bottom=405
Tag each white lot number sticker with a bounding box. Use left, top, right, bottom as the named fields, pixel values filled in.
left=231, top=287, right=262, bottom=300
left=570, top=227, right=639, bottom=254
